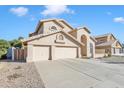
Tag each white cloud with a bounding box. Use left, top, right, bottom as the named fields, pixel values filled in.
left=113, top=17, right=124, bottom=23
left=107, top=12, right=112, bottom=15
left=10, top=7, right=28, bottom=17
left=41, top=5, right=74, bottom=16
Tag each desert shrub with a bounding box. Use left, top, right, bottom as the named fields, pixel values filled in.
left=0, top=39, right=10, bottom=59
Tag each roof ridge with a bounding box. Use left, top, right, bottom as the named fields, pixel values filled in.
left=23, top=31, right=84, bottom=46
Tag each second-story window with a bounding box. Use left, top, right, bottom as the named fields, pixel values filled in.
left=50, top=26, right=57, bottom=31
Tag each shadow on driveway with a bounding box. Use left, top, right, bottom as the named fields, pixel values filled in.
left=0, top=59, right=26, bottom=63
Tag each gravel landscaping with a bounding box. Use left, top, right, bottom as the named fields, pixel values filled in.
left=0, top=60, right=45, bottom=88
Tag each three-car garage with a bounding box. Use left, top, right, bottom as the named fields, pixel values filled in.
left=32, top=45, right=79, bottom=62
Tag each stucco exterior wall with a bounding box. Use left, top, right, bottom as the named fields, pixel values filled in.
left=96, top=49, right=105, bottom=54
left=25, top=19, right=98, bottom=62
left=26, top=44, right=34, bottom=62
left=112, top=41, right=122, bottom=48
left=28, top=32, right=80, bottom=47
left=69, top=31, right=77, bottom=38
left=37, top=24, right=44, bottom=34
left=108, top=35, right=116, bottom=41
left=59, top=21, right=72, bottom=32
left=95, top=34, right=122, bottom=56
left=95, top=46, right=111, bottom=57
left=76, top=28, right=95, bottom=58
left=26, top=32, right=82, bottom=62
left=43, top=21, right=63, bottom=34
left=111, top=41, right=122, bottom=55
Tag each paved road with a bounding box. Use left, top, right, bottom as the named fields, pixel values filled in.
left=34, top=58, right=124, bottom=88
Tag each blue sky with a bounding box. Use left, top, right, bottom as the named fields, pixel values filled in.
left=0, top=5, right=124, bottom=43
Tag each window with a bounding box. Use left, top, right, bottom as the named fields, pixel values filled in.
left=55, top=34, right=65, bottom=44
left=50, top=26, right=57, bottom=31
left=90, top=43, right=93, bottom=53
left=59, top=35, right=64, bottom=40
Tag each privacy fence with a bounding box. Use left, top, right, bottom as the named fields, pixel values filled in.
left=13, top=48, right=27, bottom=61
left=7, top=47, right=27, bottom=62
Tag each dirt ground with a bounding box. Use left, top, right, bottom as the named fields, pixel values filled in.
left=0, top=60, right=45, bottom=88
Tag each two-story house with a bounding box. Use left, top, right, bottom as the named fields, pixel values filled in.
left=22, top=19, right=96, bottom=62
left=95, top=33, right=122, bottom=57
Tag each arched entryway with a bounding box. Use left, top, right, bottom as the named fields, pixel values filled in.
left=81, top=35, right=87, bottom=57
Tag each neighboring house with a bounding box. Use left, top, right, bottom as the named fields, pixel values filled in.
left=94, top=33, right=122, bottom=57
left=23, top=19, right=96, bottom=62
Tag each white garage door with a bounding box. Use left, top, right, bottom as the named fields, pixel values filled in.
left=33, top=46, right=50, bottom=61
left=55, top=47, right=77, bottom=59
left=115, top=48, right=120, bottom=54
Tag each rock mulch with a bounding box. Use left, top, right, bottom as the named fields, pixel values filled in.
left=0, top=61, right=45, bottom=88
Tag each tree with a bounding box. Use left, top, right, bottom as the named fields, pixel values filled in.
left=13, top=40, right=23, bottom=48
left=0, top=39, right=10, bottom=59
left=9, top=37, right=23, bottom=48
left=18, top=36, right=24, bottom=40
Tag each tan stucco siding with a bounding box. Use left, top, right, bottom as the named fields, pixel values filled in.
left=37, top=24, right=44, bottom=34
left=43, top=21, right=62, bottom=34
left=76, top=28, right=95, bottom=58
left=26, top=32, right=82, bottom=62
left=76, top=29, right=90, bottom=41
left=26, top=44, right=34, bottom=62
left=69, top=31, right=77, bottom=38
left=111, top=41, right=122, bottom=55
left=96, top=49, right=105, bottom=54
left=59, top=21, right=72, bottom=32
left=95, top=46, right=111, bottom=57
left=108, top=35, right=116, bottom=41
left=112, top=41, right=122, bottom=48
left=28, top=32, right=80, bottom=47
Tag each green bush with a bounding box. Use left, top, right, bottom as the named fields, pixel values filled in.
left=0, top=39, right=10, bottom=59
left=0, top=37, right=24, bottom=59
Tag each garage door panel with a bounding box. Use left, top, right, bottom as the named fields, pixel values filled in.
left=33, top=46, right=50, bottom=61
left=55, top=47, right=77, bottom=59
left=115, top=49, right=120, bottom=54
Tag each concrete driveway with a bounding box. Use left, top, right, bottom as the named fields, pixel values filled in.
left=34, top=58, right=124, bottom=88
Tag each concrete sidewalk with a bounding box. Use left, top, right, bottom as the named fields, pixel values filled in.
left=35, top=58, right=124, bottom=88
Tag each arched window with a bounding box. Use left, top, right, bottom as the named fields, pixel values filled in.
left=50, top=26, right=57, bottom=31
left=59, top=35, right=64, bottom=40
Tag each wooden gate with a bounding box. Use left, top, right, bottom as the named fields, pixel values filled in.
left=14, top=48, right=27, bottom=61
